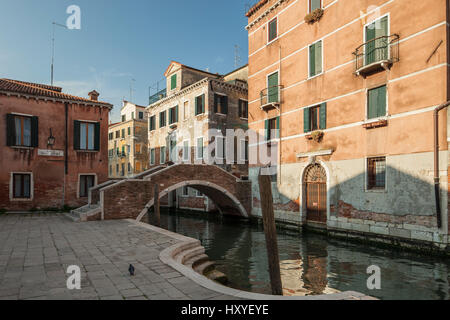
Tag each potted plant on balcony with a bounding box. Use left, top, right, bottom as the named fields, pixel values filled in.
left=304, top=8, right=324, bottom=24
left=306, top=130, right=324, bottom=142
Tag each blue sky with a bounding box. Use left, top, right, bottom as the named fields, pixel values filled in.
left=0, top=0, right=250, bottom=122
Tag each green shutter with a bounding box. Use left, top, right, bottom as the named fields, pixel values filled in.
left=31, top=116, right=39, bottom=147
left=94, top=122, right=100, bottom=151
left=73, top=120, right=80, bottom=150
left=376, top=16, right=389, bottom=60
left=171, top=74, right=177, bottom=90
left=267, top=72, right=278, bottom=103
left=265, top=119, right=269, bottom=141
left=377, top=86, right=387, bottom=117
left=195, top=96, right=199, bottom=115
left=276, top=116, right=280, bottom=138
left=319, top=103, right=327, bottom=130
left=368, top=88, right=379, bottom=119
left=201, top=94, right=205, bottom=113
left=175, top=105, right=179, bottom=122
left=304, top=108, right=311, bottom=133
left=214, top=94, right=218, bottom=113
left=315, top=41, right=322, bottom=74
left=366, top=22, right=376, bottom=65
left=309, top=44, right=316, bottom=77
left=223, top=96, right=228, bottom=114
left=269, top=19, right=277, bottom=42
left=169, top=110, right=172, bottom=124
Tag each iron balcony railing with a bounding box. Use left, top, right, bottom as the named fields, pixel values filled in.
left=260, top=85, right=283, bottom=109
left=353, top=34, right=399, bottom=74
left=149, top=88, right=167, bottom=105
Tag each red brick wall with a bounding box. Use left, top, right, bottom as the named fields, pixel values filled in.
left=0, top=95, right=109, bottom=211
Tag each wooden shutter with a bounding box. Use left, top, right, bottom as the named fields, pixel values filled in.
left=6, top=114, right=15, bottom=146
left=201, top=94, right=205, bottom=113
left=315, top=41, right=322, bottom=74
left=171, top=74, right=177, bottom=90
left=377, top=86, right=387, bottom=117
left=276, top=116, right=280, bottom=138
left=368, top=88, right=379, bottom=119
left=366, top=22, right=376, bottom=65
left=319, top=103, right=327, bottom=129
left=31, top=116, right=39, bottom=147
left=309, top=44, right=316, bottom=76
left=214, top=94, right=218, bottom=113
left=269, top=18, right=277, bottom=42
left=94, top=122, right=100, bottom=151
left=265, top=119, right=269, bottom=141
left=304, top=108, right=311, bottom=133
left=223, top=96, right=228, bottom=114
left=268, top=72, right=278, bottom=103
left=73, top=120, right=80, bottom=150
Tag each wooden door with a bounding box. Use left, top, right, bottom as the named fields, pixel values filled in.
left=305, top=164, right=327, bottom=224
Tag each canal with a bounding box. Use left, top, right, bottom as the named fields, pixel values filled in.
left=145, top=208, right=449, bottom=300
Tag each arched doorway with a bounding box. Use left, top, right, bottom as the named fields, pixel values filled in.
left=304, top=164, right=327, bottom=224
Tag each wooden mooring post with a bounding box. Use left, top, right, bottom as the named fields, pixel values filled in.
left=154, top=184, right=161, bottom=227
left=258, top=170, right=283, bottom=295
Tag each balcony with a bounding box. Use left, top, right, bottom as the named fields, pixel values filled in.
left=353, top=34, right=399, bottom=78
left=149, top=88, right=167, bottom=105
left=260, top=85, right=283, bottom=111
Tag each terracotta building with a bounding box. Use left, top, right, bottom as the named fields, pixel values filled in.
left=246, top=0, right=449, bottom=249
left=108, top=101, right=149, bottom=178
left=146, top=62, right=249, bottom=212
left=0, top=79, right=112, bottom=211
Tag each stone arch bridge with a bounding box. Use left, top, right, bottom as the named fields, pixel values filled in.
left=78, top=164, right=252, bottom=221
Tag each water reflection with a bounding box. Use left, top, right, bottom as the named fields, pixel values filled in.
left=145, top=209, right=450, bottom=300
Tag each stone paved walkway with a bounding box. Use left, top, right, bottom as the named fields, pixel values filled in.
left=0, top=213, right=236, bottom=300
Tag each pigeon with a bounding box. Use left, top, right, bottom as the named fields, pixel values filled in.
left=128, top=264, right=135, bottom=276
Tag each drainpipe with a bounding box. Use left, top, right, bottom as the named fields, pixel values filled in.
left=433, top=101, right=450, bottom=229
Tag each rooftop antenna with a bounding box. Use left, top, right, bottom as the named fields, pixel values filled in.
left=51, top=22, right=68, bottom=86
left=234, top=45, right=241, bottom=68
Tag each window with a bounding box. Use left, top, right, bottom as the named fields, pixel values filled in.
left=214, top=94, right=228, bottom=115
left=128, top=162, right=131, bottom=172
left=74, top=121, right=99, bottom=151
left=121, top=164, right=125, bottom=176
left=216, top=136, right=225, bottom=160
left=196, top=190, right=203, bottom=197
left=131, top=112, right=135, bottom=120
left=183, top=140, right=190, bottom=161
left=116, top=164, right=119, bottom=173
left=79, top=175, right=95, bottom=198
left=122, top=115, right=126, bottom=122
left=115, top=130, right=120, bottom=139
left=149, top=116, right=156, bottom=131
left=195, top=94, right=205, bottom=115
left=150, top=148, right=155, bottom=165
left=365, top=16, right=389, bottom=65
left=240, top=140, right=249, bottom=163
left=160, top=146, right=166, bottom=164
left=267, top=72, right=279, bottom=103
left=108, top=132, right=113, bottom=140
left=169, top=106, right=179, bottom=125
left=309, top=0, right=321, bottom=12
left=367, top=157, right=386, bottom=190
left=183, top=101, right=189, bottom=120
left=121, top=129, right=125, bottom=138
left=12, top=173, right=31, bottom=199
left=196, top=137, right=204, bottom=160
left=265, top=117, right=280, bottom=141
left=6, top=114, right=38, bottom=148
left=367, top=85, right=387, bottom=119
left=139, top=112, right=144, bottom=119
left=171, top=74, right=177, bottom=90
left=128, top=127, right=131, bottom=136
left=136, top=143, right=141, bottom=154
left=182, top=186, right=189, bottom=196
left=109, top=165, right=112, bottom=175
left=136, top=161, right=141, bottom=172
left=159, top=111, right=166, bottom=128
left=268, top=17, right=277, bottom=43
left=303, top=103, right=326, bottom=132
left=309, top=40, right=323, bottom=77
left=238, top=100, right=248, bottom=119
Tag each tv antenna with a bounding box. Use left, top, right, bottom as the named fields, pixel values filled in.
left=51, top=22, right=68, bottom=86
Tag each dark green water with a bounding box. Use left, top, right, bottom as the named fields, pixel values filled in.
left=146, top=209, right=449, bottom=300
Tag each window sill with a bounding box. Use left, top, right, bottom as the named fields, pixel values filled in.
left=266, top=37, right=278, bottom=46
left=76, top=150, right=99, bottom=153
left=215, top=113, right=227, bottom=117
left=10, top=198, right=33, bottom=202
left=307, top=72, right=324, bottom=80
left=362, top=118, right=388, bottom=129
left=10, top=146, right=34, bottom=150
left=365, top=188, right=387, bottom=193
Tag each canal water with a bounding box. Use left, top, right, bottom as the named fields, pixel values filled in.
left=145, top=209, right=449, bottom=300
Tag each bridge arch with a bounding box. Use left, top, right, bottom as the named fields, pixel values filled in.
left=136, top=180, right=249, bottom=221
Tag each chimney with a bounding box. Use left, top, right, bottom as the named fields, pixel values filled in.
left=88, top=90, right=99, bottom=101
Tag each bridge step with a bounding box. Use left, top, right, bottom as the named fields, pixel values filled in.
left=176, top=246, right=205, bottom=265
left=193, top=260, right=216, bottom=275
left=184, top=253, right=209, bottom=268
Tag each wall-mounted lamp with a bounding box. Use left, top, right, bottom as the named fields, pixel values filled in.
left=47, top=128, right=56, bottom=147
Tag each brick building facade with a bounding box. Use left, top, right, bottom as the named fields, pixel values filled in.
left=0, top=79, right=112, bottom=211
left=246, top=0, right=449, bottom=249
